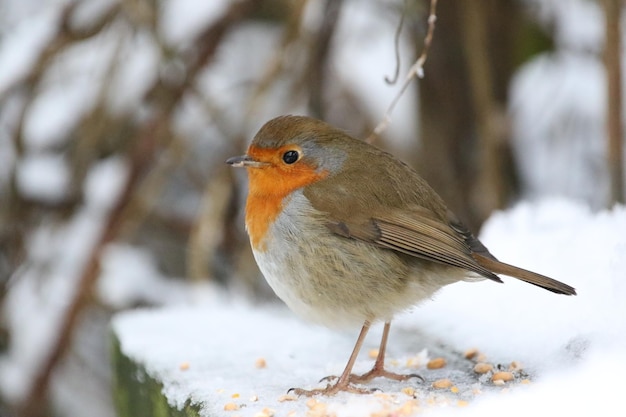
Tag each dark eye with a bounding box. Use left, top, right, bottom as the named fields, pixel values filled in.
left=282, top=150, right=299, bottom=164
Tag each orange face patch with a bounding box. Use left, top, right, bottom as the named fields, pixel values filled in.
left=244, top=144, right=328, bottom=251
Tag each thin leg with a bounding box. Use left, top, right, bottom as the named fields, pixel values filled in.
left=351, top=321, right=423, bottom=383
left=289, top=321, right=373, bottom=396
left=374, top=321, right=392, bottom=370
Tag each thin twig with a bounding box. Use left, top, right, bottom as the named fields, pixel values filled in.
left=384, top=1, right=406, bottom=85
left=369, top=0, right=438, bottom=142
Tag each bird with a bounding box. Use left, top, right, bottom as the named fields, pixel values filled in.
left=226, top=115, right=576, bottom=396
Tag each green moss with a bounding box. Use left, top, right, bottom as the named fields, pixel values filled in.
left=513, top=19, right=555, bottom=68
left=111, top=333, right=203, bottom=417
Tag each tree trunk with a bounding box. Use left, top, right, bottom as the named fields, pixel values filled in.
left=604, top=0, right=625, bottom=205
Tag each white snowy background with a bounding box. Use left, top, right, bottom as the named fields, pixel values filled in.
left=1, top=0, right=625, bottom=416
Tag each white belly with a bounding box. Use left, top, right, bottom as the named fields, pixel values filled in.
left=248, top=192, right=463, bottom=329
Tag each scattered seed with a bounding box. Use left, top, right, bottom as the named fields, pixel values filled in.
left=464, top=348, right=479, bottom=360
left=179, top=361, right=190, bottom=371
left=450, top=386, right=459, bottom=394
left=255, top=358, right=267, bottom=369
left=368, top=348, right=380, bottom=359
left=223, top=402, right=239, bottom=411
left=278, top=394, right=297, bottom=402
left=509, top=361, right=522, bottom=371
left=305, top=398, right=318, bottom=409
left=254, top=407, right=275, bottom=417
left=398, top=400, right=418, bottom=415
left=427, top=357, right=447, bottom=369
left=406, top=357, right=419, bottom=368
left=373, top=392, right=393, bottom=402
left=249, top=395, right=259, bottom=402
left=473, top=362, right=493, bottom=374
left=401, top=386, right=416, bottom=396
left=308, top=402, right=328, bottom=416
left=492, top=371, right=514, bottom=383
left=432, top=378, right=453, bottom=389
left=457, top=400, right=469, bottom=407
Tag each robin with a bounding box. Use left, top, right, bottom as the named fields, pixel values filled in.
left=226, top=115, right=576, bottom=396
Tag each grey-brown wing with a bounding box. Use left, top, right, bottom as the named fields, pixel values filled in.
left=326, top=207, right=502, bottom=282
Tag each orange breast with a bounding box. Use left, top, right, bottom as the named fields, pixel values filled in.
left=244, top=146, right=328, bottom=251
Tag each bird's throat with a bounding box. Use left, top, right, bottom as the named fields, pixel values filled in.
left=244, top=165, right=328, bottom=251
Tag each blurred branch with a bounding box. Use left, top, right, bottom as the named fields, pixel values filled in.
left=0, top=0, right=122, bottom=322
left=459, top=0, right=508, bottom=216
left=603, top=0, right=625, bottom=205
left=369, top=0, right=438, bottom=142
left=305, top=0, right=343, bottom=119
left=16, top=1, right=262, bottom=416
left=16, top=121, right=158, bottom=417
left=0, top=1, right=121, bottom=102
left=187, top=169, right=233, bottom=281
left=245, top=0, right=309, bottom=120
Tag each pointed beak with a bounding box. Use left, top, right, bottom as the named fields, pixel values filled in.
left=225, top=154, right=269, bottom=168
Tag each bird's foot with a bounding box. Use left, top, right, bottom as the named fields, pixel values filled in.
left=320, top=367, right=423, bottom=385
left=350, top=367, right=423, bottom=383
left=288, top=381, right=372, bottom=396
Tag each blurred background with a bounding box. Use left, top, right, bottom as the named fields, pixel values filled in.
left=0, top=0, right=624, bottom=416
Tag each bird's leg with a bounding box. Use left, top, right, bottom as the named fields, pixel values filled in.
left=350, top=321, right=423, bottom=383
left=289, top=321, right=373, bottom=396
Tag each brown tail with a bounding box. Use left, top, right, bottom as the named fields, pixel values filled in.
left=473, top=254, right=577, bottom=296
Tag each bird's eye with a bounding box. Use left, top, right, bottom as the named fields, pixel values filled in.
left=282, top=150, right=299, bottom=164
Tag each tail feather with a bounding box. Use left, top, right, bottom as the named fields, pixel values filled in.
left=473, top=253, right=577, bottom=296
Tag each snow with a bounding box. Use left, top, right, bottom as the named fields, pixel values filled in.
left=510, top=52, right=608, bottom=206
left=0, top=156, right=127, bottom=402
left=0, top=209, right=104, bottom=401
left=436, top=351, right=625, bottom=417
left=97, top=244, right=215, bottom=309
left=0, top=6, right=60, bottom=96
left=83, top=156, right=129, bottom=210
left=511, top=0, right=626, bottom=207
left=526, top=0, right=604, bottom=52
left=15, top=153, right=71, bottom=203
left=158, top=0, right=231, bottom=46
left=113, top=199, right=626, bottom=416
left=105, top=32, right=160, bottom=114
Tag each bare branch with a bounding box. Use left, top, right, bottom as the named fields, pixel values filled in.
left=384, top=1, right=406, bottom=85
left=604, top=0, right=625, bottom=205
left=16, top=2, right=261, bottom=416
left=369, top=0, right=438, bottom=142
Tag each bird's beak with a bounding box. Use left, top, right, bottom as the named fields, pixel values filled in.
left=225, top=154, right=269, bottom=168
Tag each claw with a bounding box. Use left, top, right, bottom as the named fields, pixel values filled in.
left=350, top=369, right=424, bottom=384
left=289, top=383, right=372, bottom=397
left=291, top=369, right=423, bottom=397
left=288, top=322, right=425, bottom=396
left=318, top=375, right=339, bottom=383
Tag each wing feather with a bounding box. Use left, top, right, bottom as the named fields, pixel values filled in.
left=326, top=207, right=501, bottom=282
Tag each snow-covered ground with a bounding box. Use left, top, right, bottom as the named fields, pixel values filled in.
left=1, top=0, right=625, bottom=415
left=113, top=199, right=626, bottom=417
